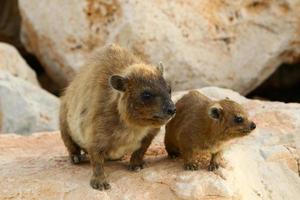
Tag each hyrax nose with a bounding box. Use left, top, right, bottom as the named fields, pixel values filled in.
left=250, top=122, right=256, bottom=130
left=166, top=104, right=176, bottom=115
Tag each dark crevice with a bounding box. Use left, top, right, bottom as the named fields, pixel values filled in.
left=247, top=62, right=300, bottom=103
left=0, top=0, right=61, bottom=96
left=22, top=53, right=61, bottom=96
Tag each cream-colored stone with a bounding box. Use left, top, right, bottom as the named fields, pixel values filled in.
left=0, top=42, right=39, bottom=86
left=19, top=0, right=300, bottom=94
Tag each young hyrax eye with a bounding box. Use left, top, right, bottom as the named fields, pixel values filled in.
left=234, top=115, right=244, bottom=124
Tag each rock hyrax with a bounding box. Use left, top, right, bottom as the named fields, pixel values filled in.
left=165, top=90, right=256, bottom=171
left=60, top=44, right=176, bottom=190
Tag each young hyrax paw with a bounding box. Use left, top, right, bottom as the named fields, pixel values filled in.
left=184, top=163, right=199, bottom=171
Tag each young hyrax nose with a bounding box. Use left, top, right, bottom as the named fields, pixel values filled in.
left=250, top=122, right=256, bottom=130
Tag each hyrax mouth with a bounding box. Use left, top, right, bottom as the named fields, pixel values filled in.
left=153, top=112, right=175, bottom=121
left=142, top=114, right=173, bottom=125
left=241, top=129, right=252, bottom=134
left=239, top=122, right=256, bottom=135
left=153, top=115, right=165, bottom=120
left=240, top=128, right=254, bottom=135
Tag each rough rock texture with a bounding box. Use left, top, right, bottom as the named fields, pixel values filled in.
left=0, top=72, right=59, bottom=134
left=19, top=0, right=300, bottom=94
left=1, top=87, right=299, bottom=200
left=0, top=42, right=39, bottom=86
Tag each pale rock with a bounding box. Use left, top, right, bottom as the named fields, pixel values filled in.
left=172, top=173, right=233, bottom=200
left=0, top=42, right=39, bottom=86
left=19, top=0, right=300, bottom=94
left=0, top=87, right=300, bottom=200
left=142, top=171, right=161, bottom=183
left=0, top=72, right=59, bottom=134
left=173, top=86, right=248, bottom=104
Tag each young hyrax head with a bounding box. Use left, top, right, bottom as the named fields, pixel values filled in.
left=109, top=63, right=176, bottom=127
left=208, top=99, right=256, bottom=139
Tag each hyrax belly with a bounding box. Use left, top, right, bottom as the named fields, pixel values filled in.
left=66, top=107, right=91, bottom=150
left=106, top=128, right=150, bottom=160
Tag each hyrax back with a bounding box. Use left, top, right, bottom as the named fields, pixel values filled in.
left=165, top=90, right=256, bottom=171
left=60, top=44, right=175, bottom=190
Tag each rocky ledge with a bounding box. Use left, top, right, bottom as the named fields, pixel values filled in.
left=0, top=87, right=300, bottom=200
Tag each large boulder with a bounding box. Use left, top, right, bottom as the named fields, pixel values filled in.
left=0, top=42, right=39, bottom=86
left=0, top=72, right=59, bottom=134
left=19, top=0, right=300, bottom=94
left=0, top=87, right=299, bottom=199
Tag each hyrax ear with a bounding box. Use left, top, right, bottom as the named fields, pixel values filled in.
left=208, top=103, right=223, bottom=120
left=109, top=75, right=127, bottom=92
left=156, top=62, right=164, bottom=75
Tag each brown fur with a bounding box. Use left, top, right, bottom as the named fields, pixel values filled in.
left=60, top=44, right=175, bottom=190
left=165, top=90, right=256, bottom=171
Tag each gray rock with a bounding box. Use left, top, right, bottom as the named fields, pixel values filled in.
left=0, top=72, right=59, bottom=134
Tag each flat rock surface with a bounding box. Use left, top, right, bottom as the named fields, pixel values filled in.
left=1, top=87, right=300, bottom=200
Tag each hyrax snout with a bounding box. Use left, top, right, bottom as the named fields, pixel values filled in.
left=60, top=44, right=175, bottom=190
left=164, top=90, right=256, bottom=171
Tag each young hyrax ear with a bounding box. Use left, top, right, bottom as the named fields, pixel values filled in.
left=109, top=75, right=127, bottom=92
left=156, top=62, right=164, bottom=75
left=208, top=103, right=223, bottom=120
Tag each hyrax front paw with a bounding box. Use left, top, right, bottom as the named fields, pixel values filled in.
left=128, top=161, right=145, bottom=171
left=208, top=161, right=219, bottom=171
left=184, top=162, right=199, bottom=171
left=90, top=177, right=111, bottom=190
left=70, top=154, right=87, bottom=164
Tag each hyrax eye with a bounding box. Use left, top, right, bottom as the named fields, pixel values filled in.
left=234, top=116, right=244, bottom=124
left=141, top=91, right=154, bottom=101
left=168, top=86, right=171, bottom=94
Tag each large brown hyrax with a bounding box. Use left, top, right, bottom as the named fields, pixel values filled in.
left=60, top=44, right=176, bottom=190
left=165, top=90, right=256, bottom=171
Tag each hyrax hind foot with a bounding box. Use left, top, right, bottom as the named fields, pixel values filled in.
left=168, top=151, right=180, bottom=159
left=184, top=162, right=199, bottom=171
left=90, top=177, right=111, bottom=190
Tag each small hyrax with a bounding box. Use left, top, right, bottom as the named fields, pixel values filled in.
left=165, top=90, right=256, bottom=171
left=60, top=44, right=176, bottom=190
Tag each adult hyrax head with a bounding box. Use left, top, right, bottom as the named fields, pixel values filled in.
left=110, top=63, right=176, bottom=127
left=208, top=98, right=256, bottom=140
